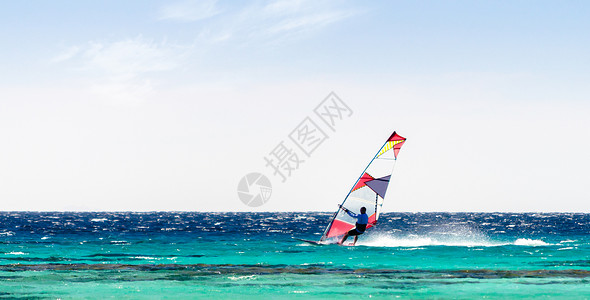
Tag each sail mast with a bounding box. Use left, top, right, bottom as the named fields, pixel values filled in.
left=320, top=143, right=385, bottom=241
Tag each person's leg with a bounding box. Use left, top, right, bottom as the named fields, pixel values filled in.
left=353, top=235, right=358, bottom=246
left=339, top=234, right=349, bottom=245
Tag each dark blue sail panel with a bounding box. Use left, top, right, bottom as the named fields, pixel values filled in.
left=365, top=175, right=391, bottom=199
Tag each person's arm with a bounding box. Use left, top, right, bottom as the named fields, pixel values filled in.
left=339, top=204, right=357, bottom=217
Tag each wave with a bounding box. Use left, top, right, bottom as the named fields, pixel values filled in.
left=513, top=238, right=551, bottom=246
left=357, top=234, right=551, bottom=248
left=356, top=226, right=503, bottom=247
left=358, top=234, right=508, bottom=247
left=3, top=251, right=27, bottom=255
left=90, top=218, right=108, bottom=222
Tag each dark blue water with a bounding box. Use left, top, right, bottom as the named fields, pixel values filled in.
left=1, top=212, right=590, bottom=298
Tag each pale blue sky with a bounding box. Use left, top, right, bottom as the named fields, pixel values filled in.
left=0, top=1, right=589, bottom=211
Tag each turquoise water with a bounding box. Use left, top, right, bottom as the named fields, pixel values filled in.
left=1, top=212, right=590, bottom=298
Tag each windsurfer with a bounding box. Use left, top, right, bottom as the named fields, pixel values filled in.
left=338, top=206, right=369, bottom=246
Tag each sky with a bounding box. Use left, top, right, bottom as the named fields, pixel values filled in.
left=0, top=1, right=589, bottom=212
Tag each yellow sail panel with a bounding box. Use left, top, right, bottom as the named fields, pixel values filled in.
left=377, top=140, right=404, bottom=158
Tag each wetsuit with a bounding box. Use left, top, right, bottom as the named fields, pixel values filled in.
left=345, top=210, right=369, bottom=236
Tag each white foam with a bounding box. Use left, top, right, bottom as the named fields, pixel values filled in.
left=358, top=235, right=508, bottom=247
left=110, top=240, right=129, bottom=244
left=361, top=236, right=556, bottom=247
left=297, top=243, right=313, bottom=247
left=355, top=225, right=510, bottom=247
left=305, top=224, right=557, bottom=248
left=513, top=238, right=551, bottom=246
left=355, top=226, right=554, bottom=248
left=5, top=252, right=26, bottom=255
left=228, top=275, right=257, bottom=281
left=90, top=218, right=108, bottom=222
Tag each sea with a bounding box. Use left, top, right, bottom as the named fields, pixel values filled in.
left=1, top=212, right=589, bottom=299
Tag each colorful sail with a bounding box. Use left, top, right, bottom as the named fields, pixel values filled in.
left=320, top=132, right=406, bottom=241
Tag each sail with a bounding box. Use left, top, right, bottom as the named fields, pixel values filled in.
left=320, top=132, right=406, bottom=241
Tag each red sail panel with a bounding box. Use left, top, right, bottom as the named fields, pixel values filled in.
left=326, top=214, right=378, bottom=238
left=389, top=132, right=406, bottom=158
left=326, top=219, right=355, bottom=238
left=367, top=213, right=377, bottom=229
left=352, top=173, right=374, bottom=192
left=388, top=131, right=405, bottom=142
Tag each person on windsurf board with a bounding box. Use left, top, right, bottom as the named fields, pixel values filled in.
left=338, top=206, right=369, bottom=246
left=295, top=131, right=406, bottom=246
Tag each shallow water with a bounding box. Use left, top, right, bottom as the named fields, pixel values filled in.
left=1, top=212, right=589, bottom=298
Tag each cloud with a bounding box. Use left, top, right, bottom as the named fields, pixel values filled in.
left=266, top=11, right=355, bottom=35
left=161, top=0, right=361, bottom=44
left=50, top=46, right=81, bottom=63
left=50, top=1, right=363, bottom=105
left=258, top=0, right=359, bottom=39
left=158, top=0, right=221, bottom=22
left=52, top=37, right=188, bottom=105
left=263, top=0, right=307, bottom=15
left=82, top=37, right=183, bottom=78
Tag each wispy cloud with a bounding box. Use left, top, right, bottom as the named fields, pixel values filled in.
left=82, top=37, right=183, bottom=78
left=50, top=46, right=81, bottom=63
left=51, top=1, right=363, bottom=105
left=259, top=0, right=359, bottom=38
left=158, top=0, right=221, bottom=22
left=53, top=36, right=188, bottom=105
left=265, top=11, right=355, bottom=35
left=263, top=0, right=307, bottom=15
left=160, top=0, right=361, bottom=44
